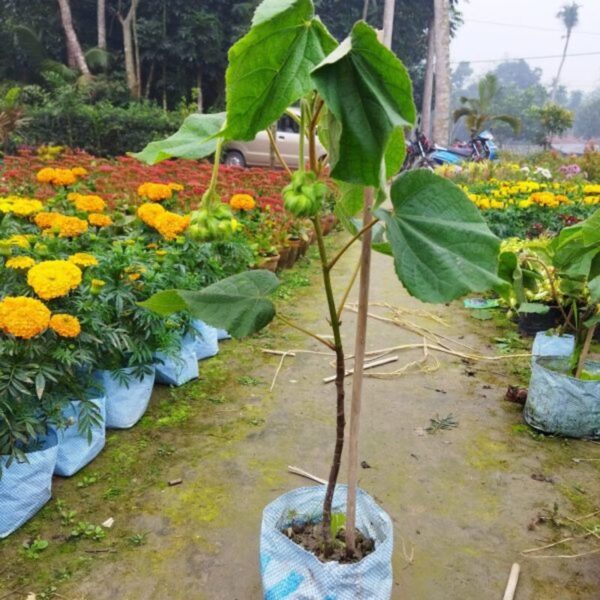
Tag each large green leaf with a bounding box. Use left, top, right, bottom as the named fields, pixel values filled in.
left=224, top=0, right=337, bottom=141
left=132, top=112, right=226, bottom=165
left=334, top=181, right=363, bottom=233
left=311, top=21, right=415, bottom=186
left=380, top=170, right=501, bottom=303
left=139, top=270, right=279, bottom=339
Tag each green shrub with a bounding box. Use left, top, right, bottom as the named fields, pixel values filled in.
left=20, top=100, right=181, bottom=157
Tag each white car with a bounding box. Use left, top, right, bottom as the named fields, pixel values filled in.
left=223, top=111, right=327, bottom=168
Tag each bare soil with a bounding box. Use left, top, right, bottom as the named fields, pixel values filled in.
left=1, top=236, right=599, bottom=599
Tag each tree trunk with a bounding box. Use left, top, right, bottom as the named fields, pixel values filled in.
left=551, top=30, right=571, bottom=101
left=118, top=0, right=141, bottom=98
left=432, top=0, right=450, bottom=145
left=381, top=0, right=396, bottom=50
left=362, top=0, right=370, bottom=21
left=421, top=20, right=435, bottom=138
left=56, top=0, right=90, bottom=75
left=97, top=0, right=106, bottom=49
left=196, top=69, right=203, bottom=113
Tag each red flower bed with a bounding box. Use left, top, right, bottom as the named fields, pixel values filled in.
left=0, top=149, right=288, bottom=211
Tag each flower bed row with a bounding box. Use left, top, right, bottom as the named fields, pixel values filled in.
left=0, top=163, right=329, bottom=538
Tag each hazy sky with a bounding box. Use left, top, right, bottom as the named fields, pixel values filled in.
left=451, top=0, right=600, bottom=93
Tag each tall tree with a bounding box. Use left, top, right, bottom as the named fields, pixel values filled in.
left=56, top=0, right=90, bottom=75
left=117, top=0, right=142, bottom=98
left=382, top=0, right=396, bottom=48
left=552, top=2, right=580, bottom=101
left=421, top=19, right=435, bottom=136
left=432, top=0, right=450, bottom=144
left=97, top=0, right=106, bottom=49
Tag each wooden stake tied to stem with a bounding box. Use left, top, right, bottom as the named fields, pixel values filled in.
left=345, top=186, right=374, bottom=554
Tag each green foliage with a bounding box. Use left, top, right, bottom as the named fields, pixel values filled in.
left=140, top=270, right=280, bottom=338
left=534, top=103, right=574, bottom=147
left=133, top=112, right=225, bottom=164
left=224, top=0, right=337, bottom=141
left=312, top=22, right=415, bottom=186
left=21, top=537, right=49, bottom=559
left=453, top=73, right=521, bottom=138
left=69, top=521, right=106, bottom=541
left=329, top=512, right=346, bottom=539
left=20, top=99, right=181, bottom=157
left=377, top=170, right=501, bottom=303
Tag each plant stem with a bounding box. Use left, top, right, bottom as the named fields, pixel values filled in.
left=345, top=187, right=374, bottom=556
left=299, top=99, right=306, bottom=173
left=327, top=218, right=379, bottom=272
left=337, top=257, right=361, bottom=320
left=313, top=215, right=346, bottom=546
left=575, top=323, right=596, bottom=378
left=201, top=136, right=224, bottom=210
left=266, top=128, right=292, bottom=176
left=276, top=314, right=335, bottom=350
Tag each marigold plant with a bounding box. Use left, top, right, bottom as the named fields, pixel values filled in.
left=49, top=313, right=81, bottom=338
left=27, top=260, right=82, bottom=300
left=0, top=296, right=51, bottom=339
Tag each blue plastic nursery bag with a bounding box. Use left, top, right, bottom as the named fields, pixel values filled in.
left=188, top=320, right=219, bottom=360
left=54, top=396, right=106, bottom=477
left=154, top=337, right=199, bottom=386
left=261, top=485, right=393, bottom=600
left=0, top=431, right=59, bottom=538
left=531, top=331, right=575, bottom=361
left=95, top=366, right=155, bottom=429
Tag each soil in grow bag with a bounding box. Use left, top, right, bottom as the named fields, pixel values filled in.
left=518, top=306, right=564, bottom=336
left=283, top=522, right=375, bottom=564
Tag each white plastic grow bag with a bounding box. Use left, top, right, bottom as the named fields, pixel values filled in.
left=260, top=485, right=393, bottom=600
left=154, top=337, right=199, bottom=386
left=531, top=331, right=575, bottom=360
left=0, top=431, right=59, bottom=538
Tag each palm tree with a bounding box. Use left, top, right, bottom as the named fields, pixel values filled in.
left=551, top=2, right=580, bottom=101
left=453, top=73, right=521, bottom=138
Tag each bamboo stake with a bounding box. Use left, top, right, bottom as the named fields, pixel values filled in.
left=345, top=187, right=374, bottom=555
left=287, top=465, right=328, bottom=485
left=502, top=563, right=520, bottom=600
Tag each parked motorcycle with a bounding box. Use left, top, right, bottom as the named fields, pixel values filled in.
left=401, top=128, right=436, bottom=171
left=428, top=130, right=497, bottom=166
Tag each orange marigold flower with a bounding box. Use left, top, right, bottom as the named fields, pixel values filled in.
left=153, top=211, right=191, bottom=240
left=88, top=213, right=113, bottom=227
left=57, top=216, right=88, bottom=238
left=69, top=194, right=106, bottom=213
left=49, top=313, right=81, bottom=338
left=137, top=182, right=175, bottom=201
left=0, top=296, right=51, bottom=339
left=35, top=211, right=64, bottom=230
left=137, top=202, right=166, bottom=227
left=71, top=167, right=88, bottom=177
left=36, top=167, right=57, bottom=184
left=27, top=260, right=82, bottom=300
left=230, top=193, right=256, bottom=211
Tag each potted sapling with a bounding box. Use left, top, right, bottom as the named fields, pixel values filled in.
left=139, top=0, right=502, bottom=596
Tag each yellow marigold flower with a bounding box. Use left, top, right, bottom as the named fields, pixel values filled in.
left=6, top=235, right=30, bottom=249
left=128, top=273, right=141, bottom=282
left=137, top=182, right=174, bottom=201
left=5, top=256, right=36, bottom=270
left=57, top=216, right=88, bottom=238
left=35, top=211, right=63, bottom=230
left=49, top=313, right=81, bottom=338
left=88, top=213, right=113, bottom=227
left=68, top=253, right=98, bottom=267
left=519, top=199, right=533, bottom=209
left=36, top=168, right=78, bottom=186
left=584, top=184, right=600, bottom=195
left=71, top=167, right=87, bottom=177
left=11, top=198, right=44, bottom=217
left=137, top=202, right=166, bottom=227
left=36, top=167, right=57, bottom=184
left=168, top=183, right=184, bottom=192
left=27, top=260, right=82, bottom=300
left=0, top=296, right=50, bottom=339
left=153, top=211, right=191, bottom=240
left=230, top=193, right=256, bottom=211
left=70, top=194, right=106, bottom=213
